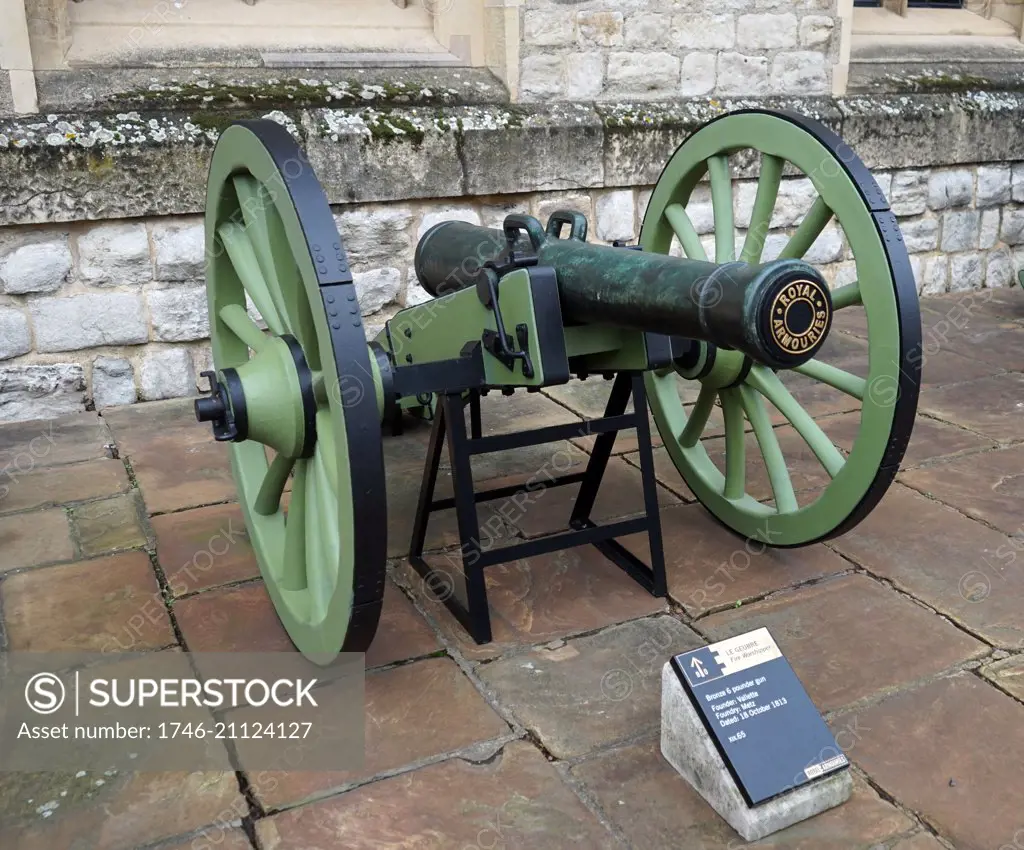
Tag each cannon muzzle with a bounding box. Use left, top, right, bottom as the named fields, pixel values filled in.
left=414, top=216, right=832, bottom=370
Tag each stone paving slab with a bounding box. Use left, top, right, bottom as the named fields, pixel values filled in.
left=920, top=310, right=1023, bottom=372
left=570, top=739, right=917, bottom=850
left=70, top=492, right=148, bottom=558
left=918, top=372, right=1024, bottom=443
left=832, top=484, right=1024, bottom=649
left=1, top=552, right=174, bottom=652
left=623, top=503, right=850, bottom=616
left=0, top=770, right=244, bottom=850
left=0, top=457, right=130, bottom=515
left=0, top=411, right=113, bottom=470
left=104, top=399, right=237, bottom=514
left=849, top=672, right=1024, bottom=850
left=477, top=617, right=702, bottom=760
left=255, top=742, right=618, bottom=850
left=403, top=544, right=668, bottom=662
left=249, top=656, right=510, bottom=810
left=174, top=578, right=440, bottom=670
left=699, top=573, right=986, bottom=713
left=151, top=501, right=260, bottom=596
left=0, top=508, right=74, bottom=573
left=899, top=443, right=1024, bottom=536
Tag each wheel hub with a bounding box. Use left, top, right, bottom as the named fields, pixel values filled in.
left=195, top=334, right=317, bottom=459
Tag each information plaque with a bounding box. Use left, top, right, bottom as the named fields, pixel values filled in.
left=671, top=627, right=848, bottom=807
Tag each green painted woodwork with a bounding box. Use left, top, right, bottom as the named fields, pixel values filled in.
left=234, top=336, right=309, bottom=459
left=205, top=123, right=360, bottom=661
left=377, top=269, right=553, bottom=387
left=641, top=110, right=906, bottom=546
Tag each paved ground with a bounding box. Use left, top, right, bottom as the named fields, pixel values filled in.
left=1, top=291, right=1023, bottom=849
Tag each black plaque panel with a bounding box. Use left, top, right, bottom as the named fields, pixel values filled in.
left=671, top=628, right=848, bottom=807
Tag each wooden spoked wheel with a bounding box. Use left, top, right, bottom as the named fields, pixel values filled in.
left=203, top=120, right=387, bottom=663
left=641, top=109, right=921, bottom=547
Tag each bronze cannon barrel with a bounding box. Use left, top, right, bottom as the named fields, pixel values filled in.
left=414, top=215, right=833, bottom=370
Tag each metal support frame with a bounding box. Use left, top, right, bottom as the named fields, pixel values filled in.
left=408, top=372, right=668, bottom=645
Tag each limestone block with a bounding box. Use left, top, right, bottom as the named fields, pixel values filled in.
left=0, top=239, right=72, bottom=294
left=941, top=211, right=980, bottom=253
left=717, top=53, right=769, bottom=96
left=0, top=308, right=31, bottom=361
left=921, top=255, right=948, bottom=296
left=927, top=170, right=974, bottom=211
left=78, top=223, right=152, bottom=287
left=353, top=268, right=402, bottom=315
left=31, top=293, right=148, bottom=352
left=681, top=54, right=717, bottom=97
left=140, top=348, right=194, bottom=401
left=595, top=190, right=636, bottom=243
left=577, top=11, right=624, bottom=48
left=0, top=364, right=86, bottom=421
left=148, top=285, right=210, bottom=342
left=607, top=53, right=682, bottom=98
left=92, top=356, right=137, bottom=408
left=770, top=52, right=829, bottom=95
left=799, top=15, right=834, bottom=49
left=567, top=53, right=605, bottom=100
left=977, top=165, right=1011, bottom=208
left=949, top=252, right=983, bottom=293
left=738, top=13, right=798, bottom=50
left=900, top=218, right=939, bottom=254
left=152, top=221, right=205, bottom=281
left=672, top=14, right=735, bottom=50
left=889, top=171, right=928, bottom=218
left=334, top=206, right=415, bottom=271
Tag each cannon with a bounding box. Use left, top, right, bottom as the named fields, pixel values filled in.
left=195, top=109, right=921, bottom=663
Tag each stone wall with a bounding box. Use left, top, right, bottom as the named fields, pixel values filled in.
left=519, top=0, right=839, bottom=101
left=2, top=157, right=1022, bottom=421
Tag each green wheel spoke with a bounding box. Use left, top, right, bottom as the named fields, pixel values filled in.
left=303, top=459, right=330, bottom=623
left=217, top=221, right=287, bottom=336
left=740, top=153, right=784, bottom=265
left=664, top=203, right=709, bottom=262
left=747, top=366, right=846, bottom=478
left=780, top=195, right=833, bottom=261
left=236, top=175, right=320, bottom=357
left=738, top=384, right=798, bottom=513
left=720, top=388, right=746, bottom=500
left=793, top=358, right=866, bottom=401
left=831, top=281, right=862, bottom=310
left=219, top=303, right=269, bottom=352
left=280, top=460, right=310, bottom=591
left=307, top=445, right=340, bottom=621
left=681, top=384, right=718, bottom=448
left=312, top=371, right=328, bottom=406
left=254, top=452, right=295, bottom=516
left=708, top=155, right=736, bottom=263
left=315, top=409, right=339, bottom=493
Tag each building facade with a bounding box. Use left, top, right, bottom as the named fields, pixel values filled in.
left=1, top=0, right=1023, bottom=419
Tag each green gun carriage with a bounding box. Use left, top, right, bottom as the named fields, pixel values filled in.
left=194, top=109, right=921, bottom=664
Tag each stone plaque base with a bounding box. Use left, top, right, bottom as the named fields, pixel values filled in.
left=660, top=663, right=852, bottom=841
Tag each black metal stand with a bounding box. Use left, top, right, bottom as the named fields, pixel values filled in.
left=408, top=372, right=667, bottom=644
